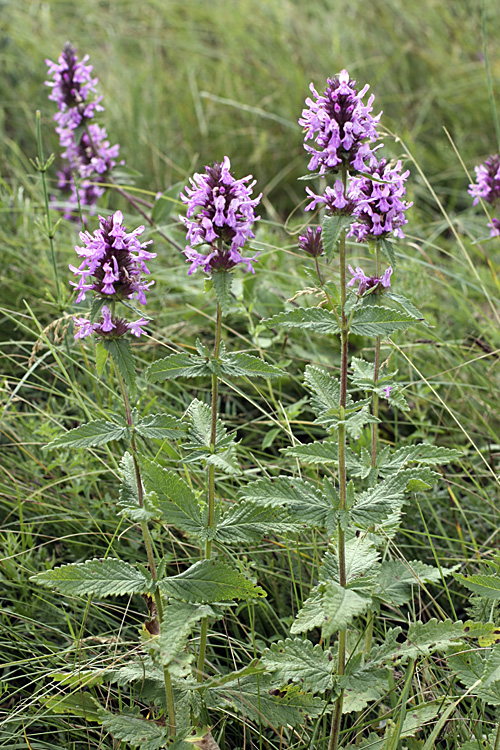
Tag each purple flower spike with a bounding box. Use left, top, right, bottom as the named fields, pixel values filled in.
left=70, top=211, right=155, bottom=341
left=45, top=43, right=121, bottom=218
left=299, top=69, right=382, bottom=176
left=298, top=226, right=324, bottom=257
left=348, top=158, right=412, bottom=242
left=180, top=156, right=262, bottom=275
left=382, top=385, right=392, bottom=398
left=348, top=264, right=392, bottom=296
left=70, top=210, right=155, bottom=306
left=468, top=154, right=500, bottom=206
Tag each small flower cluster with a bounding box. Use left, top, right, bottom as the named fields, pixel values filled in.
left=348, top=158, right=412, bottom=241
left=298, top=71, right=411, bottom=288
left=45, top=42, right=120, bottom=217
left=298, top=226, right=324, bottom=257
left=348, top=265, right=392, bottom=296
left=70, top=210, right=155, bottom=340
left=299, top=69, right=381, bottom=176
left=468, top=154, right=500, bottom=237
left=180, top=156, right=262, bottom=275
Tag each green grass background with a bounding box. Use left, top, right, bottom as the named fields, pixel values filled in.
left=2, top=0, right=500, bottom=747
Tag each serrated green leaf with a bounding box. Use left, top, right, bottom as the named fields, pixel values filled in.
left=219, top=351, right=284, bottom=379
left=378, top=237, right=397, bottom=268
left=262, top=638, right=334, bottom=693
left=145, top=601, right=215, bottom=667
left=304, top=364, right=341, bottom=416
left=320, top=537, right=380, bottom=584
left=185, top=399, right=240, bottom=475
left=400, top=701, right=443, bottom=738
left=215, top=503, right=300, bottom=544
left=43, top=419, right=127, bottom=450
left=322, top=581, right=372, bottom=636
left=459, top=733, right=496, bottom=750
left=340, top=661, right=387, bottom=713
left=98, top=708, right=169, bottom=750
left=290, top=591, right=325, bottom=634
left=239, top=476, right=334, bottom=528
left=402, top=618, right=465, bottom=658
left=118, top=452, right=160, bottom=521
left=103, top=337, right=136, bottom=396
left=379, top=443, right=463, bottom=475
left=455, top=574, right=500, bottom=599
left=141, top=460, right=206, bottom=538
left=146, top=352, right=211, bottom=382
left=385, top=291, right=426, bottom=322
left=350, top=477, right=398, bottom=528
left=374, top=560, right=454, bottom=605
left=350, top=305, right=417, bottom=337
left=208, top=674, right=325, bottom=727
left=481, top=644, right=500, bottom=687
left=31, top=558, right=154, bottom=597
left=265, top=308, right=340, bottom=334
left=135, top=413, right=185, bottom=440
left=158, top=559, right=266, bottom=603
left=95, top=341, right=109, bottom=376
left=211, top=270, right=233, bottom=315
left=282, top=440, right=338, bottom=464
left=322, top=214, right=356, bottom=260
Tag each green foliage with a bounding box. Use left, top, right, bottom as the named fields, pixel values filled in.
left=141, top=459, right=206, bottom=538
left=217, top=351, right=284, bottom=379
left=135, top=413, right=185, bottom=439
left=158, top=559, right=266, bottom=602
left=118, top=452, right=160, bottom=521
left=261, top=638, right=334, bottom=693
left=349, top=305, right=418, bottom=337
left=239, top=475, right=335, bottom=529
left=455, top=574, right=500, bottom=599
left=98, top=709, right=170, bottom=750
left=185, top=399, right=239, bottom=474
left=265, top=307, right=340, bottom=334
left=146, top=601, right=216, bottom=667
left=322, top=214, right=357, bottom=260
left=211, top=270, right=233, bottom=315
left=207, top=674, right=325, bottom=727
left=103, top=337, right=136, bottom=395
left=215, top=502, right=299, bottom=543
left=146, top=352, right=212, bottom=381
left=43, top=418, right=127, bottom=450
left=31, top=558, right=155, bottom=597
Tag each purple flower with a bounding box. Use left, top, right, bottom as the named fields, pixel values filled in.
left=468, top=154, right=500, bottom=206
left=347, top=264, right=392, bottom=296
left=73, top=306, right=149, bottom=340
left=298, top=226, right=324, bottom=257
left=305, top=180, right=360, bottom=214
left=348, top=158, right=412, bottom=241
left=489, top=217, right=500, bottom=237
left=70, top=210, right=155, bottom=307
left=382, top=385, right=392, bottom=398
left=180, top=156, right=262, bottom=275
left=45, top=43, right=121, bottom=217
left=299, top=69, right=382, bottom=176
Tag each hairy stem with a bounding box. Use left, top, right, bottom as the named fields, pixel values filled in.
left=115, top=368, right=176, bottom=734
left=329, top=163, right=349, bottom=750
left=197, top=301, right=222, bottom=682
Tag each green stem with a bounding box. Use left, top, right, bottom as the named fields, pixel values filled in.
left=494, top=719, right=500, bottom=750
left=371, top=242, right=381, bottom=468
left=115, top=368, right=176, bottom=734
left=197, top=301, right=222, bottom=682
left=35, top=111, right=62, bottom=306
left=329, top=163, right=349, bottom=750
